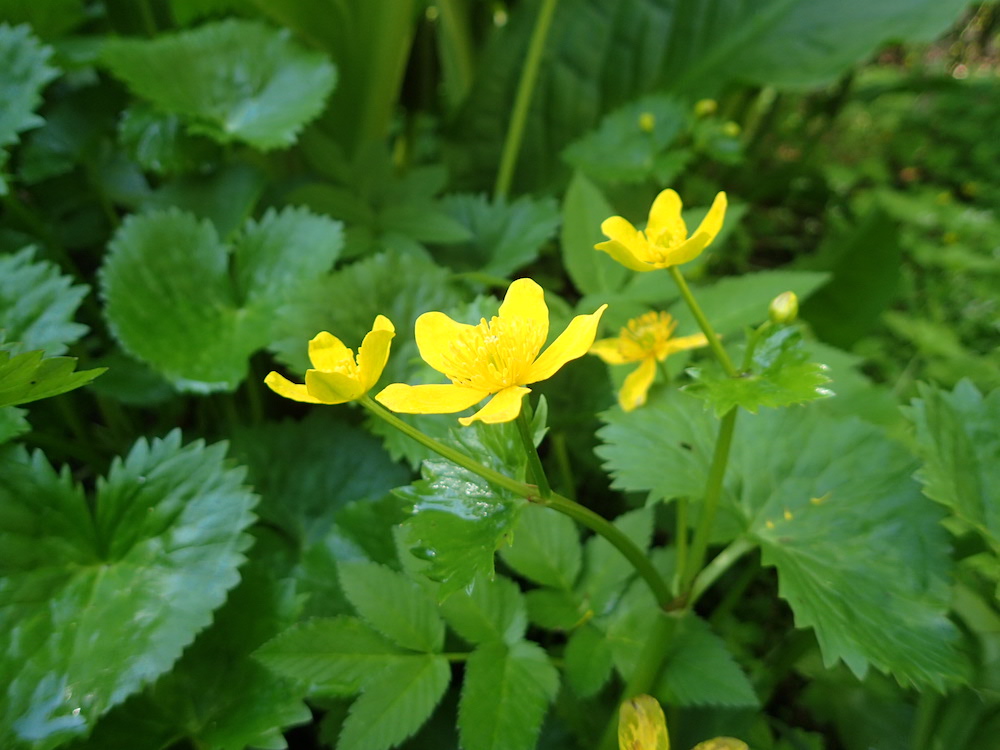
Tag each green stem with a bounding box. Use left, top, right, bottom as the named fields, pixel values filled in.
left=361, top=395, right=673, bottom=608
left=493, top=0, right=559, bottom=199
left=687, top=536, right=753, bottom=609
left=672, top=497, right=689, bottom=595
left=668, top=266, right=736, bottom=376
left=515, top=406, right=551, bottom=499
left=681, top=406, right=738, bottom=593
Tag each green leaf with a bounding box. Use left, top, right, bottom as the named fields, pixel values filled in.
left=0, top=432, right=257, bottom=748
left=685, top=327, right=833, bottom=416
left=565, top=624, right=614, bottom=698
left=75, top=564, right=310, bottom=750
left=563, top=94, right=690, bottom=184
left=0, top=23, right=58, bottom=193
left=101, top=19, right=336, bottom=150
left=0, top=349, right=104, bottom=407
left=906, top=381, right=1000, bottom=552
left=118, top=102, right=218, bottom=176
left=458, top=641, right=559, bottom=750
left=255, top=616, right=406, bottom=696
left=439, top=572, right=527, bottom=646
left=437, top=193, right=560, bottom=277
left=0, top=405, right=27, bottom=444
left=338, top=655, right=451, bottom=750
left=499, top=503, right=581, bottom=590
left=0, top=246, right=88, bottom=355
left=0, top=1, right=87, bottom=39
left=339, top=561, right=445, bottom=653
left=579, top=507, right=654, bottom=617
left=653, top=614, right=759, bottom=708
left=561, top=172, right=631, bottom=296
left=524, top=588, right=588, bottom=631
left=598, top=390, right=967, bottom=687
left=101, top=206, right=341, bottom=392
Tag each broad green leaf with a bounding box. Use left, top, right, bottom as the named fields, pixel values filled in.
left=598, top=390, right=966, bottom=687
left=459, top=641, right=559, bottom=750
left=563, top=94, right=690, bottom=184
left=524, top=588, right=588, bottom=631
left=561, top=172, right=630, bottom=296
left=437, top=193, right=560, bottom=277
left=439, top=572, right=527, bottom=646
left=0, top=432, right=257, bottom=748
left=338, top=655, right=451, bottom=750
left=653, top=614, right=759, bottom=708
left=255, top=616, right=406, bottom=696
left=0, top=350, right=104, bottom=407
left=0, top=246, right=88, bottom=355
left=0, top=23, right=58, bottom=193
left=101, top=207, right=341, bottom=392
left=685, top=327, right=832, bottom=416
left=339, top=561, right=444, bottom=653
left=74, top=565, right=310, bottom=750
left=565, top=624, right=614, bottom=698
left=499, top=503, right=581, bottom=590
left=101, top=19, right=336, bottom=150
left=906, top=381, right=1000, bottom=552
left=118, top=103, right=217, bottom=176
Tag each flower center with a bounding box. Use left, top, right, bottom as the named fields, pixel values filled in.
left=442, top=316, right=546, bottom=391
left=618, top=312, right=677, bottom=360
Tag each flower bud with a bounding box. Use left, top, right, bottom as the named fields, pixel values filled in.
left=769, top=291, right=798, bottom=324
left=694, top=98, right=717, bottom=117
left=637, top=111, right=656, bottom=133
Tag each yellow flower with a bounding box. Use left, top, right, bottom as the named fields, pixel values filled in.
left=376, top=278, right=606, bottom=426
left=596, top=189, right=727, bottom=271
left=264, top=315, right=395, bottom=404
left=590, top=311, right=707, bottom=411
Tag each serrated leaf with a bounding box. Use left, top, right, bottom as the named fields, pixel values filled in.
left=906, top=380, right=1000, bottom=551
left=439, top=572, right=527, bottom=646
left=437, top=193, right=560, bottom=277
left=0, top=431, right=257, bottom=748
left=524, top=588, right=588, bottom=631
left=339, top=561, right=444, bottom=653
left=561, top=172, right=631, bottom=296
left=0, top=349, right=104, bottom=407
left=0, top=246, right=88, bottom=355
left=565, top=624, right=614, bottom=698
left=0, top=23, right=58, bottom=193
left=459, top=641, right=559, bottom=750
left=101, top=206, right=341, bottom=391
left=563, top=94, right=689, bottom=184
left=339, top=655, right=451, bottom=750
left=255, top=616, right=406, bottom=696
left=499, top=503, right=581, bottom=589
left=653, top=614, right=758, bottom=708
left=0, top=405, right=28, bottom=444
left=101, top=19, right=336, bottom=150
left=685, top=327, right=833, bottom=416
left=597, top=390, right=966, bottom=688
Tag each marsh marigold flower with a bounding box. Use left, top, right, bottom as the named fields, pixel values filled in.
left=590, top=311, right=707, bottom=411
left=264, top=315, right=395, bottom=404
left=376, top=279, right=607, bottom=426
left=596, top=189, right=727, bottom=271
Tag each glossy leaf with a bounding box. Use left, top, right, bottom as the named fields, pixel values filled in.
left=101, top=207, right=341, bottom=392
left=0, top=350, right=104, bottom=407
left=0, top=432, right=257, bottom=748
left=499, top=503, right=581, bottom=590
left=458, top=641, right=559, bottom=750
left=0, top=246, right=88, bottom=355
left=101, top=19, right=336, bottom=150
left=439, top=572, right=527, bottom=646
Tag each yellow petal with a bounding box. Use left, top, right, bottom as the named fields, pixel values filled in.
left=526, top=304, right=608, bottom=383
left=308, top=331, right=352, bottom=371
left=661, top=333, right=709, bottom=358
left=595, top=239, right=657, bottom=272
left=375, top=383, right=487, bottom=414
left=618, top=694, right=669, bottom=750
left=459, top=385, right=530, bottom=426
left=264, top=371, right=322, bottom=403
left=590, top=338, right=633, bottom=365
left=618, top=357, right=656, bottom=411
left=598, top=216, right=657, bottom=270
left=659, top=231, right=712, bottom=267
left=357, top=318, right=395, bottom=391
left=305, top=369, right=362, bottom=404
left=645, top=188, right=686, bottom=243
left=414, top=311, right=475, bottom=376
left=690, top=191, right=727, bottom=246
left=498, top=278, right=548, bottom=343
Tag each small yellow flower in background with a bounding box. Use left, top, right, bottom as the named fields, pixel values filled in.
left=264, top=315, right=395, bottom=404
left=376, top=278, right=606, bottom=426
left=694, top=98, right=717, bottom=117
left=590, top=311, right=708, bottom=411
left=619, top=695, right=669, bottom=750
left=595, top=189, right=727, bottom=272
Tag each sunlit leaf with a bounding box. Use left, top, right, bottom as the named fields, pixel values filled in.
left=0, top=349, right=104, bottom=407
